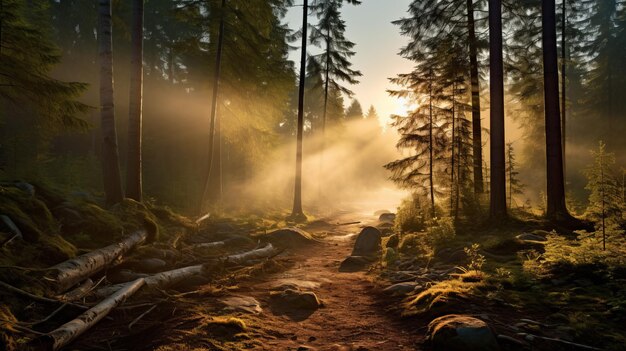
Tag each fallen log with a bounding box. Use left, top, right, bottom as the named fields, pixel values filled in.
left=224, top=243, right=277, bottom=266
left=45, top=230, right=148, bottom=294
left=195, top=212, right=211, bottom=226
left=54, top=279, right=94, bottom=302
left=34, top=278, right=145, bottom=351
left=94, top=244, right=279, bottom=298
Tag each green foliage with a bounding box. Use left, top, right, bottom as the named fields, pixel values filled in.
left=398, top=233, right=432, bottom=259
left=0, top=0, right=89, bottom=130
left=463, top=243, right=486, bottom=272
left=506, top=143, right=525, bottom=209
left=394, top=195, right=428, bottom=233
left=583, top=141, right=624, bottom=245
left=425, top=216, right=456, bottom=249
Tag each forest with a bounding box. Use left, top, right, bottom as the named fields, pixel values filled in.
left=0, top=0, right=625, bottom=350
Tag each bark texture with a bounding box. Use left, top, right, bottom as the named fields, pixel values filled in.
left=488, top=0, right=507, bottom=219
left=467, top=0, right=484, bottom=195
left=98, top=0, right=124, bottom=205
left=38, top=278, right=145, bottom=351
left=542, top=0, right=569, bottom=219
left=126, top=0, right=144, bottom=202
left=46, top=230, right=147, bottom=294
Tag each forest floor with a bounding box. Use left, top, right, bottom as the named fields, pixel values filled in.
left=127, top=211, right=422, bottom=351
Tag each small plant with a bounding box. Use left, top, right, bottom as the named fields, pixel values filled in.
left=463, top=243, right=485, bottom=271
left=495, top=267, right=512, bottom=279
left=426, top=217, right=455, bottom=248
left=394, top=194, right=428, bottom=233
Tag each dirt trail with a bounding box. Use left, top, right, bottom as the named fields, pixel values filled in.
left=231, top=212, right=421, bottom=351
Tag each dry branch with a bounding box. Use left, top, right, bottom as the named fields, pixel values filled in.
left=195, top=212, right=211, bottom=226
left=54, top=279, right=94, bottom=302
left=0, top=280, right=87, bottom=310
left=94, top=243, right=278, bottom=298
left=35, top=278, right=146, bottom=351
left=45, top=229, right=147, bottom=294
left=224, top=243, right=277, bottom=266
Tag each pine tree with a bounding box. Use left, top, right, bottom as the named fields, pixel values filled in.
left=289, top=0, right=309, bottom=222
left=364, top=105, right=378, bottom=120
left=126, top=0, right=144, bottom=202
left=506, top=143, right=524, bottom=209
left=542, top=0, right=569, bottom=220
left=583, top=141, right=624, bottom=250
left=345, top=99, right=363, bottom=120
left=488, top=0, right=507, bottom=220
left=0, top=0, right=88, bottom=129
left=98, top=0, right=124, bottom=206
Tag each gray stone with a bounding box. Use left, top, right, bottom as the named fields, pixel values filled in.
left=378, top=213, right=396, bottom=222
left=338, top=256, right=375, bottom=272
left=351, top=226, right=382, bottom=257
left=259, top=227, right=317, bottom=249
left=516, top=233, right=548, bottom=242
left=428, top=314, right=500, bottom=351
left=220, top=295, right=262, bottom=314
left=270, top=289, right=322, bottom=311
left=383, top=282, right=422, bottom=296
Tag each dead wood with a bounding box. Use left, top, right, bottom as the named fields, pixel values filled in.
left=45, top=229, right=147, bottom=294
left=34, top=278, right=146, bottom=351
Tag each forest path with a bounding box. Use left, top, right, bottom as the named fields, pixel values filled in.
left=230, top=210, right=421, bottom=351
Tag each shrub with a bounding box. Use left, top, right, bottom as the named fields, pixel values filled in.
left=394, top=195, right=428, bottom=233
left=425, top=217, right=455, bottom=249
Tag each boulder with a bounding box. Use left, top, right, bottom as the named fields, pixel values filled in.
left=516, top=233, right=547, bottom=242
left=378, top=213, right=396, bottom=222
left=428, top=314, right=500, bottom=351
left=258, top=227, right=317, bottom=249
left=374, top=209, right=391, bottom=216
left=270, top=289, right=322, bottom=314
left=383, top=282, right=422, bottom=296
left=338, top=256, right=375, bottom=272
left=351, top=226, right=382, bottom=257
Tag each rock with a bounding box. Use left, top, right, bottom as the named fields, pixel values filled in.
left=338, top=256, right=375, bottom=272
left=220, top=296, right=263, bottom=314
left=351, top=226, right=382, bottom=257
left=378, top=213, right=396, bottom=222
left=428, top=314, right=500, bottom=351
left=269, top=289, right=322, bottom=320
left=516, top=233, right=547, bottom=242
left=386, top=234, right=399, bottom=248
left=383, top=282, right=421, bottom=296
left=259, top=227, right=317, bottom=249
left=374, top=209, right=391, bottom=216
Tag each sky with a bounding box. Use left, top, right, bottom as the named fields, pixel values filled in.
left=284, top=0, right=414, bottom=127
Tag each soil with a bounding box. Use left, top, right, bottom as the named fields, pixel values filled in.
left=128, top=211, right=423, bottom=351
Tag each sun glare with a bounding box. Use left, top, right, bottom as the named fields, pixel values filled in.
left=393, top=96, right=418, bottom=117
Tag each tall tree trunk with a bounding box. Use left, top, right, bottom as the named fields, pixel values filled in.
left=126, top=0, right=144, bottom=202
left=289, top=0, right=308, bottom=222
left=450, top=83, right=456, bottom=218
left=428, top=71, right=435, bottom=219
left=542, top=0, right=569, bottom=220
left=200, top=0, right=226, bottom=214
left=560, top=0, right=566, bottom=177
left=98, top=0, right=124, bottom=206
left=488, top=0, right=507, bottom=219
left=466, top=0, right=484, bottom=195
left=318, top=36, right=330, bottom=200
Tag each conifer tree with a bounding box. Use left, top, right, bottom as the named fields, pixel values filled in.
left=364, top=105, right=378, bottom=120
left=345, top=99, right=363, bottom=120
left=126, top=0, right=144, bottom=202
left=584, top=141, right=624, bottom=250
left=506, top=143, right=524, bottom=209
left=0, top=0, right=88, bottom=129
left=98, top=0, right=124, bottom=205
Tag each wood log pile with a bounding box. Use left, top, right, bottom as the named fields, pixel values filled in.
left=0, top=218, right=282, bottom=351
